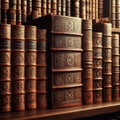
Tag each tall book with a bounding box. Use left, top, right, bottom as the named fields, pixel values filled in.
left=0, top=24, right=11, bottom=112
left=57, top=0, right=61, bottom=15
left=33, top=14, right=83, bottom=108
left=71, top=0, right=80, bottom=17
left=37, top=29, right=47, bottom=109
left=51, top=0, right=57, bottom=15
left=66, top=0, right=71, bottom=16
left=116, top=0, right=120, bottom=28
left=25, top=25, right=37, bottom=110
left=93, top=32, right=103, bottom=103
left=80, top=0, right=86, bottom=19
left=41, top=0, right=47, bottom=16
left=47, top=0, right=51, bottom=14
left=102, top=23, right=112, bottom=102
left=32, top=0, right=41, bottom=17
left=82, top=20, right=93, bottom=105
left=1, top=0, right=9, bottom=24
left=11, top=25, right=25, bottom=111
left=98, top=0, right=103, bottom=18
left=61, top=0, right=66, bottom=15
left=112, top=34, right=120, bottom=101
left=21, top=0, right=27, bottom=24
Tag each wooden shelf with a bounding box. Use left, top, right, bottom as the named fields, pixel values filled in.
left=112, top=28, right=120, bottom=33
left=0, top=102, right=120, bottom=120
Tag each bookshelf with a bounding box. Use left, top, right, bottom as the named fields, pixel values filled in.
left=1, top=0, right=120, bottom=120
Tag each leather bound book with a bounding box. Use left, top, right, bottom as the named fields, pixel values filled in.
left=41, top=0, right=47, bottom=16
left=33, top=15, right=82, bottom=108
left=57, top=0, right=61, bottom=15
left=47, top=0, right=51, bottom=14
left=11, top=25, right=25, bottom=111
left=93, top=32, right=103, bottom=103
left=0, top=24, right=11, bottom=112
left=80, top=0, right=86, bottom=19
left=66, top=0, right=71, bottom=16
left=25, top=25, right=37, bottom=110
left=51, top=0, right=57, bottom=15
left=82, top=19, right=93, bottom=105
left=71, top=0, right=80, bottom=17
left=37, top=29, right=47, bottom=108
left=61, top=0, right=66, bottom=16
left=32, top=0, right=41, bottom=17
left=112, top=34, right=120, bottom=101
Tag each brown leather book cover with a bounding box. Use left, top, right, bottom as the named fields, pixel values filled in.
left=33, top=15, right=83, bottom=108
left=37, top=29, right=47, bottom=108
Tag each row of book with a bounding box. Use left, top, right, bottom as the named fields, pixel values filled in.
left=0, top=14, right=120, bottom=112
left=0, top=0, right=104, bottom=25
left=0, top=24, right=47, bottom=111
left=108, top=0, right=120, bottom=28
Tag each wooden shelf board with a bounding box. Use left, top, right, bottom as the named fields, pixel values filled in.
left=0, top=102, right=120, bottom=120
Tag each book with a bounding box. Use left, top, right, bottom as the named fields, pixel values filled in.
left=0, top=24, right=11, bottom=112
left=47, top=0, right=51, bottom=14
left=93, top=32, right=103, bottom=103
left=21, top=0, right=27, bottom=24
left=71, top=0, right=80, bottom=17
left=61, top=0, right=66, bottom=15
left=57, top=0, right=61, bottom=15
left=102, top=23, right=112, bottom=102
left=112, top=34, right=120, bottom=101
left=66, top=0, right=71, bottom=16
left=33, top=14, right=83, bottom=108
left=82, top=19, right=93, bottom=105
left=32, top=0, right=41, bottom=17
left=98, top=0, right=103, bottom=18
left=51, top=0, right=57, bottom=15
left=41, top=0, right=47, bottom=16
left=25, top=25, right=37, bottom=110
left=80, top=0, right=86, bottom=19
left=37, top=29, right=47, bottom=108
left=11, top=25, right=25, bottom=111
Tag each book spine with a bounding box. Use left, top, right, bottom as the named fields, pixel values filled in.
left=93, top=32, right=103, bottom=103
left=61, top=0, right=66, bottom=15
left=0, top=24, right=11, bottom=112
left=21, top=0, right=27, bottom=24
left=80, top=0, right=86, bottom=19
left=92, top=0, right=96, bottom=19
left=98, top=0, right=103, bottom=18
left=112, top=34, right=120, bottom=101
left=7, top=0, right=17, bottom=25
left=102, top=23, right=112, bottom=102
left=89, top=0, right=92, bottom=19
left=11, top=25, right=25, bottom=111
left=41, top=0, right=47, bottom=16
left=1, top=0, right=9, bottom=24
left=47, top=0, right=51, bottom=14
left=48, top=16, right=83, bottom=108
left=25, top=25, right=37, bottom=110
left=27, top=0, right=32, bottom=22
left=116, top=0, right=120, bottom=28
left=110, top=0, right=116, bottom=28
left=32, top=0, right=41, bottom=17
left=7, top=8, right=16, bottom=25
left=66, top=0, right=71, bottom=16
left=71, top=0, right=80, bottom=17
left=82, top=20, right=93, bottom=105
left=51, top=0, right=57, bottom=15
left=86, top=0, right=89, bottom=19
left=37, top=29, right=47, bottom=109
left=57, top=0, right=61, bottom=15
left=95, top=0, right=98, bottom=18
